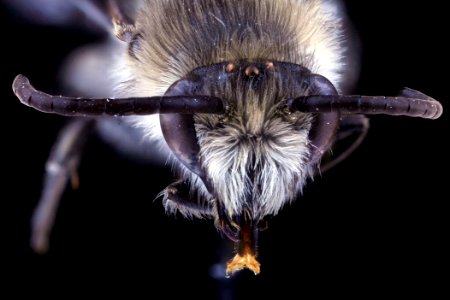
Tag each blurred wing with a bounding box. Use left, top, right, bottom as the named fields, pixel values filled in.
left=2, top=0, right=113, bottom=33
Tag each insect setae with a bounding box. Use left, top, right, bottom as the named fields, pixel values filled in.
left=11, top=0, right=442, bottom=276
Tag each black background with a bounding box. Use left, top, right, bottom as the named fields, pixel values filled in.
left=2, top=1, right=448, bottom=298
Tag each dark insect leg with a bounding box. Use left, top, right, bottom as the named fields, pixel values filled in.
left=162, top=180, right=213, bottom=218
left=317, top=114, right=369, bottom=174
left=215, top=202, right=239, bottom=242
left=31, top=119, right=96, bottom=254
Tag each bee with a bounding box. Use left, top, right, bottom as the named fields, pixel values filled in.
left=11, top=0, right=442, bottom=277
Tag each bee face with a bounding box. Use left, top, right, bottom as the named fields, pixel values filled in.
left=8, top=0, right=443, bottom=278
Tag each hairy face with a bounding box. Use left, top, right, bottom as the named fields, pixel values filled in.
left=191, top=62, right=314, bottom=219
left=114, top=0, right=347, bottom=224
